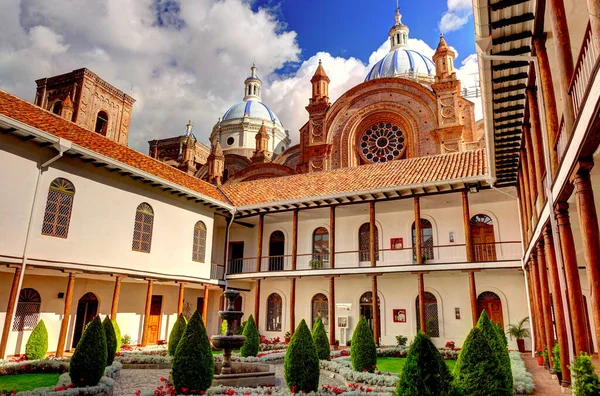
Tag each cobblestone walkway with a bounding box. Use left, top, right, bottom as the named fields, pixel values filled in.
left=521, top=354, right=565, bottom=395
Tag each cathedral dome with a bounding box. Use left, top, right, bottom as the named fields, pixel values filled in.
left=365, top=49, right=436, bottom=82
left=222, top=99, right=283, bottom=127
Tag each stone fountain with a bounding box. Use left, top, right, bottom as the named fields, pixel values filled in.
left=211, top=289, right=276, bottom=387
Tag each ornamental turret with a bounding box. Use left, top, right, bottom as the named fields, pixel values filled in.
left=180, top=120, right=197, bottom=175
left=309, top=60, right=330, bottom=105
left=251, top=121, right=271, bottom=163
left=243, top=63, right=262, bottom=101
left=388, top=5, right=409, bottom=50
left=207, top=139, right=225, bottom=185
left=432, top=34, right=457, bottom=83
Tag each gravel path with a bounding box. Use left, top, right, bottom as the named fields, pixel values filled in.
left=114, top=365, right=345, bottom=395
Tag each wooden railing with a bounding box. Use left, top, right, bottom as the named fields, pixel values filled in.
left=555, top=116, right=567, bottom=164
left=211, top=263, right=225, bottom=280
left=569, top=22, right=598, bottom=118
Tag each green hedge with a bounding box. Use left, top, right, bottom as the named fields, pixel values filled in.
left=477, top=311, right=512, bottom=395
left=240, top=315, right=259, bottom=357
left=571, top=353, right=600, bottom=395
left=25, top=320, right=48, bottom=360
left=112, top=319, right=121, bottom=351
left=312, top=317, right=330, bottom=361
left=351, top=316, right=377, bottom=373
left=284, top=319, right=320, bottom=392
left=102, top=316, right=118, bottom=366
left=397, top=331, right=456, bottom=396
left=172, top=311, right=214, bottom=393
left=69, top=316, right=107, bottom=387
left=168, top=314, right=187, bottom=356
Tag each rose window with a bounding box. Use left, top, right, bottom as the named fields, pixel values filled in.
left=359, top=122, right=405, bottom=163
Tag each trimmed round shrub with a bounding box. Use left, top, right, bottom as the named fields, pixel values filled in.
left=397, top=331, right=455, bottom=396
left=25, top=320, right=48, bottom=360
left=69, top=316, right=107, bottom=387
left=312, top=317, right=330, bottom=360
left=112, top=319, right=122, bottom=351
left=351, top=316, right=377, bottom=372
left=102, top=316, right=118, bottom=366
left=240, top=315, right=259, bottom=357
left=477, top=311, right=512, bottom=395
left=169, top=313, right=188, bottom=356
left=453, top=327, right=504, bottom=395
left=284, top=319, right=320, bottom=392
left=172, top=311, right=214, bottom=393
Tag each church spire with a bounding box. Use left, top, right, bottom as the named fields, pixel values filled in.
left=244, top=63, right=262, bottom=101
left=309, top=59, right=330, bottom=105
left=388, top=1, right=409, bottom=51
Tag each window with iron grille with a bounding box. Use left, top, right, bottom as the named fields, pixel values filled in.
left=311, top=293, right=329, bottom=328
left=412, top=219, right=434, bottom=260
left=13, top=288, right=41, bottom=331
left=312, top=227, right=329, bottom=263
left=358, top=223, right=379, bottom=262
left=415, top=291, right=440, bottom=337
left=42, top=178, right=75, bottom=238
left=193, top=221, right=207, bottom=262
left=132, top=203, right=154, bottom=253
left=266, top=293, right=282, bottom=331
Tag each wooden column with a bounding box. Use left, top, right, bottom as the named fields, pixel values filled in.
left=543, top=226, right=571, bottom=385
left=525, top=265, right=541, bottom=349
left=530, top=253, right=546, bottom=350
left=524, top=125, right=539, bottom=220
left=111, top=276, right=122, bottom=319
left=533, top=36, right=560, bottom=174
left=518, top=174, right=530, bottom=240
left=572, top=161, right=600, bottom=350
left=369, top=202, right=377, bottom=267
left=414, top=197, right=423, bottom=264
left=141, top=279, right=154, bottom=347
left=330, top=206, right=336, bottom=269
left=462, top=190, right=474, bottom=262
left=0, top=267, right=22, bottom=358
left=536, top=242, right=555, bottom=366
left=522, top=148, right=536, bottom=229
left=202, top=285, right=209, bottom=325
left=555, top=202, right=590, bottom=354
left=588, top=0, right=600, bottom=55
left=526, top=86, right=547, bottom=198
left=290, top=278, right=296, bottom=336
left=256, top=214, right=264, bottom=272
left=254, top=279, right=261, bottom=328
left=329, top=276, right=335, bottom=345
left=56, top=273, right=76, bottom=357
left=549, top=0, right=575, bottom=134
left=371, top=275, right=379, bottom=344
left=177, top=282, right=185, bottom=316
left=292, top=210, right=298, bottom=270
left=418, top=273, right=426, bottom=332
left=469, top=271, right=478, bottom=327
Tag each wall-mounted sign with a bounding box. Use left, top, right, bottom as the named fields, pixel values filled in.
left=449, top=231, right=455, bottom=243
left=390, top=238, right=403, bottom=250
left=337, top=316, right=349, bottom=328
left=455, top=307, right=461, bottom=319
left=392, top=309, right=406, bottom=323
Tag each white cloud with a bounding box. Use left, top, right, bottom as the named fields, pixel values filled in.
left=438, top=0, right=473, bottom=33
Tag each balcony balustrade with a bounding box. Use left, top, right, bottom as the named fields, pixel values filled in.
left=211, top=263, right=225, bottom=280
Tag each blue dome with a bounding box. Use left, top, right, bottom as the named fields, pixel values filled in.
left=365, top=49, right=436, bottom=82
left=222, top=99, right=283, bottom=127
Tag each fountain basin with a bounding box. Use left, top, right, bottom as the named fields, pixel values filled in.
left=212, top=335, right=246, bottom=350
left=212, top=362, right=276, bottom=387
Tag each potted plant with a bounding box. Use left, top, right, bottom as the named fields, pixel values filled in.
left=309, top=259, right=323, bottom=269
left=535, top=348, right=544, bottom=366
left=507, top=317, right=530, bottom=353
left=334, top=339, right=340, bottom=350
left=553, top=343, right=562, bottom=384
left=284, top=331, right=291, bottom=343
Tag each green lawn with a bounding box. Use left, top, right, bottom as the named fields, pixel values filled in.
left=0, top=373, right=60, bottom=392
left=376, top=357, right=456, bottom=374
left=211, top=349, right=240, bottom=355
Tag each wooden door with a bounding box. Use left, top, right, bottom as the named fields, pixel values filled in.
left=147, top=295, right=162, bottom=344
left=477, top=291, right=504, bottom=328
left=72, top=292, right=99, bottom=348
left=471, top=215, right=496, bottom=261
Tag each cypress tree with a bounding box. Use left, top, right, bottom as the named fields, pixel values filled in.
left=284, top=319, right=320, bottom=392
left=477, top=311, right=512, bottom=395
left=312, top=317, right=330, bottom=360
left=25, top=320, right=48, bottom=360
left=350, top=316, right=377, bottom=373
left=240, top=315, right=259, bottom=357
left=112, top=319, right=122, bottom=351
left=172, top=311, right=214, bottom=393
left=102, top=316, right=118, bottom=365
left=69, top=316, right=107, bottom=387
left=168, top=314, right=187, bottom=356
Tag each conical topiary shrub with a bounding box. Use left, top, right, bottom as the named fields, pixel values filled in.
left=477, top=311, right=512, bottom=395
left=112, top=319, right=121, bottom=351
left=168, top=313, right=187, bottom=356
left=240, top=315, right=259, bottom=357
left=69, top=316, right=107, bottom=387
left=397, top=331, right=455, bottom=396
left=351, top=316, right=377, bottom=372
left=102, top=316, right=118, bottom=366
left=312, top=317, right=330, bottom=360
left=172, top=311, right=214, bottom=393
left=453, top=327, right=504, bottom=395
left=284, top=319, right=320, bottom=392
left=25, top=320, right=48, bottom=360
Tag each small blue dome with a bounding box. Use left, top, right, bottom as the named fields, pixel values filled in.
left=365, top=49, right=436, bottom=82
left=222, top=99, right=283, bottom=127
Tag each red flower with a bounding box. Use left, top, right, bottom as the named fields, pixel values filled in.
left=135, top=391, right=141, bottom=396
left=182, top=388, right=188, bottom=393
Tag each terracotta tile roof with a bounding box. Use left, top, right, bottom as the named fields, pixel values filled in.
left=0, top=89, right=230, bottom=205
left=221, top=149, right=487, bottom=207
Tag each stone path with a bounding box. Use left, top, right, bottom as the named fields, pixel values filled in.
left=521, top=354, right=565, bottom=395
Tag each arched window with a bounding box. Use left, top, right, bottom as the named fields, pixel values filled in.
left=311, top=293, right=329, bottom=328
left=268, top=231, right=285, bottom=271
left=312, top=227, right=329, bottom=265
left=192, top=221, right=207, bottom=263
left=94, top=111, right=109, bottom=135
left=266, top=293, right=282, bottom=331
left=132, top=203, right=154, bottom=253
left=470, top=214, right=497, bottom=261
left=52, top=101, right=62, bottom=115
left=13, top=288, right=41, bottom=331
left=358, top=223, right=379, bottom=262
left=42, top=178, right=75, bottom=238
left=412, top=219, right=434, bottom=260
left=415, top=292, right=439, bottom=337
left=477, top=291, right=504, bottom=327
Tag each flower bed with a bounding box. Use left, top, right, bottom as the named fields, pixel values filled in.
left=320, top=359, right=399, bottom=387
left=258, top=344, right=287, bottom=352
left=116, top=353, right=172, bottom=366
left=0, top=359, right=70, bottom=376
left=510, top=352, right=534, bottom=395
left=117, top=345, right=168, bottom=355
